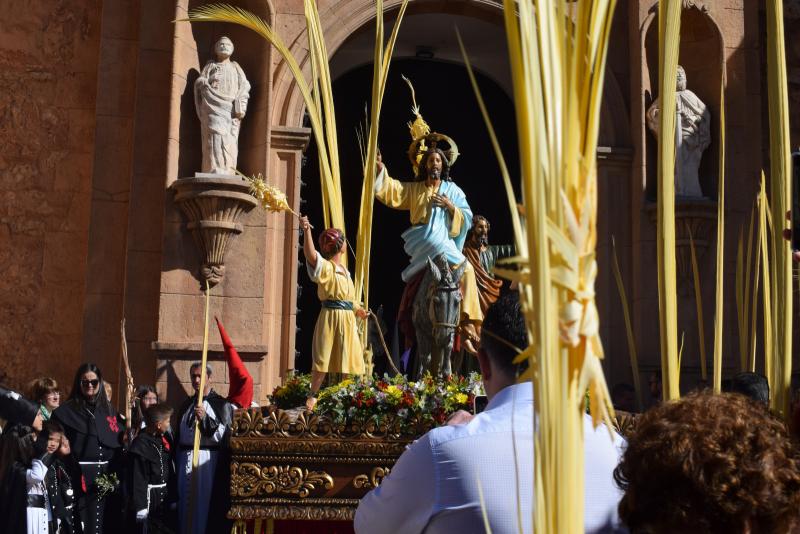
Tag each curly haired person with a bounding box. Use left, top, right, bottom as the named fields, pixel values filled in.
left=615, top=392, right=800, bottom=533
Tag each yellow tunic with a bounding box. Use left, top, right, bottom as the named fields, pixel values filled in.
left=375, top=174, right=465, bottom=237
left=307, top=257, right=365, bottom=375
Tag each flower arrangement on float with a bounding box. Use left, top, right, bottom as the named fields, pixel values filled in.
left=269, top=371, right=312, bottom=410
left=270, top=372, right=484, bottom=431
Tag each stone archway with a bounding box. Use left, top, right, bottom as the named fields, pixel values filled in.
left=272, top=0, right=508, bottom=129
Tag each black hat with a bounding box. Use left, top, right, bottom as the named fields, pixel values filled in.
left=0, top=386, right=40, bottom=427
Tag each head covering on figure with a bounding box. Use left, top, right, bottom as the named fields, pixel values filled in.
left=319, top=228, right=346, bottom=259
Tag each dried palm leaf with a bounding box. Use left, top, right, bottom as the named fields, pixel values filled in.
left=712, top=76, right=726, bottom=393
left=735, top=226, right=746, bottom=370
left=655, top=0, right=682, bottom=400
left=246, top=173, right=298, bottom=216
left=688, top=228, right=707, bottom=382
left=759, top=175, right=774, bottom=383
left=611, top=236, right=643, bottom=411
left=187, top=282, right=211, bottom=533
left=766, top=0, right=793, bottom=417
left=353, top=0, right=410, bottom=341
left=744, top=205, right=756, bottom=368
left=462, top=0, right=618, bottom=530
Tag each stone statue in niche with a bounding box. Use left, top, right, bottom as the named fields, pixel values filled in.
left=646, top=65, right=711, bottom=198
left=194, top=36, right=251, bottom=175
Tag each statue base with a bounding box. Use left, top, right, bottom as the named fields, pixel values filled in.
left=170, top=173, right=257, bottom=287
left=644, top=197, right=718, bottom=285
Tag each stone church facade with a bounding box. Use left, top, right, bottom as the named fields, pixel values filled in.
left=0, top=0, right=788, bottom=404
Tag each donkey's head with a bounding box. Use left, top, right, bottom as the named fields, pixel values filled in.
left=426, top=255, right=464, bottom=347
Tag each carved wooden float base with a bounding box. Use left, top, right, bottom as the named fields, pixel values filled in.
left=228, top=407, right=418, bottom=521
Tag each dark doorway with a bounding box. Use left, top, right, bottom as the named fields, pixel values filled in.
left=295, top=58, right=519, bottom=373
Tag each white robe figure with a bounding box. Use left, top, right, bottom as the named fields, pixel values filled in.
left=26, top=459, right=50, bottom=534
left=194, top=36, right=250, bottom=175
left=646, top=65, right=711, bottom=198
left=177, top=400, right=226, bottom=534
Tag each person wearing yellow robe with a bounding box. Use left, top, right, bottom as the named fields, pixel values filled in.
left=375, top=149, right=482, bottom=352
left=300, top=216, right=367, bottom=410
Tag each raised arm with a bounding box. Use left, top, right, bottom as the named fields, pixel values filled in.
left=301, top=216, right=318, bottom=270
left=374, top=152, right=411, bottom=210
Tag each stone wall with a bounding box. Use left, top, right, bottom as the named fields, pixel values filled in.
left=0, top=0, right=102, bottom=391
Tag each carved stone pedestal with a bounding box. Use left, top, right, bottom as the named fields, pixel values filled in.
left=645, top=197, right=718, bottom=283
left=171, top=173, right=258, bottom=287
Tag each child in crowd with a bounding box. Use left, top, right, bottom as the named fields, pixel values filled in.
left=127, top=403, right=176, bottom=533
left=129, top=385, right=159, bottom=444
left=0, top=420, right=76, bottom=534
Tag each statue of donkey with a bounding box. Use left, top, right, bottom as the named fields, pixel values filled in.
left=412, top=254, right=465, bottom=379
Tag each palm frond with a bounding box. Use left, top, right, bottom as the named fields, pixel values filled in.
left=766, top=0, right=793, bottom=417
left=655, top=0, right=682, bottom=400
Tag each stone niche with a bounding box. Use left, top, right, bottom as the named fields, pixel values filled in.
left=155, top=0, right=281, bottom=405
left=641, top=3, right=725, bottom=278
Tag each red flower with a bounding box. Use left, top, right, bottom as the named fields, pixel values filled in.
left=106, top=415, right=120, bottom=433
left=161, top=436, right=171, bottom=451
left=81, top=475, right=87, bottom=493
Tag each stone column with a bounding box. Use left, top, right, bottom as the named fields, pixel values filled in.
left=261, top=125, right=310, bottom=396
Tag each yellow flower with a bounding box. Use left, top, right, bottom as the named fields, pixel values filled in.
left=453, top=393, right=468, bottom=405
left=385, top=385, right=403, bottom=401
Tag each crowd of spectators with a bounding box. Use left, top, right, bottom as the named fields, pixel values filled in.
left=3, top=293, right=800, bottom=533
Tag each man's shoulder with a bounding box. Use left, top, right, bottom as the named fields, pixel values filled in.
left=426, top=403, right=534, bottom=450
left=582, top=413, right=626, bottom=456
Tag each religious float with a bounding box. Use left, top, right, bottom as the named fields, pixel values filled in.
left=226, top=374, right=638, bottom=532
left=227, top=373, right=483, bottom=528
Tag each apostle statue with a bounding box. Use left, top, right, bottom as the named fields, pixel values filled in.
left=463, top=215, right=514, bottom=316
left=194, top=36, right=251, bottom=175
left=646, top=65, right=711, bottom=198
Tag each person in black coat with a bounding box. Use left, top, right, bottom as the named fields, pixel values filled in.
left=0, top=384, right=44, bottom=431
left=127, top=403, right=176, bottom=534
left=53, top=363, right=124, bottom=534
left=0, top=420, right=78, bottom=534
left=47, top=442, right=81, bottom=533
left=174, top=363, right=233, bottom=534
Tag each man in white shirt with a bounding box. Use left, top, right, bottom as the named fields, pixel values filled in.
left=354, top=292, right=626, bottom=533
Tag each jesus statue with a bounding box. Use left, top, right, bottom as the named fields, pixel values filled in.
left=374, top=147, right=482, bottom=353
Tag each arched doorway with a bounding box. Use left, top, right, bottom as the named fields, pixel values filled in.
left=296, top=58, right=519, bottom=373
left=283, top=6, right=519, bottom=372
left=278, top=1, right=632, bottom=381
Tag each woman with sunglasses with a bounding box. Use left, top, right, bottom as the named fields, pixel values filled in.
left=53, top=363, right=124, bottom=534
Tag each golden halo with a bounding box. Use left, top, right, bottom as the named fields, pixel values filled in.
left=407, top=132, right=460, bottom=175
